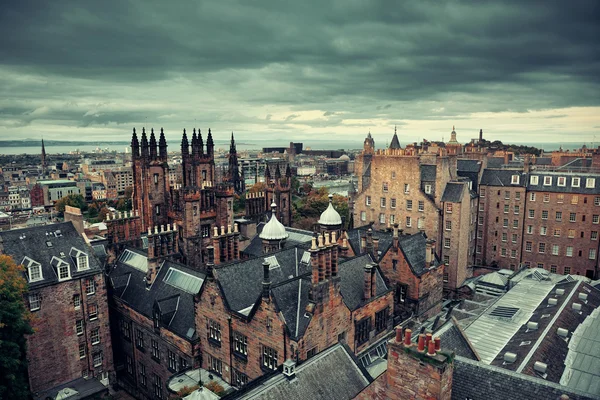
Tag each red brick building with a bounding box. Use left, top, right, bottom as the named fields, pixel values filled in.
left=0, top=222, right=114, bottom=398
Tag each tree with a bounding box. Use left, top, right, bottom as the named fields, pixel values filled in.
left=54, top=194, right=86, bottom=214
left=0, top=255, right=34, bottom=399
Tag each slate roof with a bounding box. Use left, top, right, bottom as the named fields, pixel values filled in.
left=109, top=252, right=204, bottom=341
left=480, top=169, right=526, bottom=187
left=441, top=182, right=465, bottom=203
left=227, top=343, right=371, bottom=400
left=435, top=317, right=480, bottom=361
left=0, top=221, right=103, bottom=289
left=242, top=224, right=313, bottom=257
left=457, top=159, right=482, bottom=173
left=338, top=254, right=389, bottom=311
left=398, top=232, right=440, bottom=277
left=453, top=356, right=595, bottom=400
left=535, top=157, right=553, bottom=165
left=346, top=226, right=395, bottom=259
left=487, top=157, right=506, bottom=168
left=271, top=277, right=312, bottom=340
left=389, top=132, right=401, bottom=149
left=420, top=164, right=437, bottom=182
left=527, top=172, right=600, bottom=194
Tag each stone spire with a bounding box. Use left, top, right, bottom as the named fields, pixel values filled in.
left=140, top=128, right=149, bottom=159
left=389, top=126, right=401, bottom=149
left=41, top=138, right=47, bottom=171
left=206, top=128, right=214, bottom=156
left=131, top=128, right=140, bottom=159
left=149, top=128, right=158, bottom=160
left=181, top=129, right=189, bottom=157
left=158, top=128, right=167, bottom=160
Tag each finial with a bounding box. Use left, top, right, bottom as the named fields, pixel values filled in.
left=161, top=127, right=164, bottom=133
left=328, top=193, right=333, bottom=202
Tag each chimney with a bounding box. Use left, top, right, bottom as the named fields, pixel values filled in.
left=331, top=232, right=339, bottom=277
left=479, top=129, right=483, bottom=143
left=364, top=264, right=373, bottom=300
left=366, top=229, right=373, bottom=255
left=404, top=329, right=412, bottom=346
left=392, top=223, right=399, bottom=250
left=262, top=261, right=271, bottom=300
left=340, top=237, right=349, bottom=257
left=425, top=239, right=436, bottom=266
left=282, top=359, right=296, bottom=380
left=360, top=232, right=367, bottom=253
left=372, top=236, right=379, bottom=261
left=310, top=237, right=319, bottom=286
left=417, top=334, right=426, bottom=352
left=317, top=234, right=325, bottom=283
left=370, top=263, right=377, bottom=299
left=206, top=245, right=215, bottom=279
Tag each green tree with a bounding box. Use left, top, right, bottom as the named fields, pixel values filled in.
left=0, top=255, right=34, bottom=400
left=54, top=194, right=86, bottom=214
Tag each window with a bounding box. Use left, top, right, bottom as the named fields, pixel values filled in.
left=355, top=318, right=371, bottom=345
left=91, top=328, right=100, bottom=345
left=151, top=339, right=160, bottom=362
left=528, top=209, right=535, bottom=219
left=480, top=188, right=486, bottom=197
left=443, top=255, right=450, bottom=265
left=572, top=195, right=579, bottom=205
left=406, top=216, right=412, bottom=227
left=153, top=173, right=159, bottom=185
left=557, top=194, right=564, bottom=203
left=233, top=331, right=248, bottom=358
left=512, top=234, right=518, bottom=243
left=478, top=216, right=483, bottom=225
left=504, top=204, right=509, bottom=214
left=592, top=231, right=598, bottom=240
left=553, top=228, right=562, bottom=237
left=501, top=248, right=507, bottom=257
left=28, top=292, right=41, bottom=311
left=514, top=205, right=520, bottom=215
left=406, top=200, right=412, bottom=210
left=530, top=176, right=539, bottom=185
left=502, top=232, right=507, bottom=242
left=572, top=177, right=580, bottom=187
left=168, top=350, right=177, bottom=372
left=391, top=198, right=396, bottom=209
left=379, top=213, right=385, bottom=224
left=564, top=266, right=571, bottom=275
left=513, top=219, right=519, bottom=228
left=139, top=363, right=147, bottom=387
left=208, top=319, right=221, bottom=344
left=201, top=224, right=210, bottom=238
left=566, top=246, right=573, bottom=257
left=594, top=215, right=599, bottom=224
left=511, top=249, right=517, bottom=258
left=122, top=320, right=131, bottom=340
left=476, top=245, right=482, bottom=254
left=262, top=345, right=278, bottom=370
left=558, top=177, right=566, bottom=187
left=540, top=226, right=547, bottom=236
left=88, top=304, right=98, bottom=321
left=126, top=355, right=134, bottom=376
left=544, top=193, right=550, bottom=202
left=76, top=320, right=84, bottom=335
left=477, top=230, right=483, bottom=239
left=404, top=184, right=410, bottom=194
left=543, top=176, right=552, bottom=186
left=58, top=264, right=70, bottom=280
left=136, top=329, right=144, bottom=349
left=86, top=278, right=96, bottom=295
left=390, top=214, right=395, bottom=224
left=155, top=205, right=160, bottom=215
left=537, top=263, right=544, bottom=269
left=77, top=254, right=89, bottom=271
left=595, top=197, right=600, bottom=206
left=530, top=192, right=536, bottom=202
left=380, top=197, right=386, bottom=208
left=511, top=175, right=520, bottom=185
left=516, top=192, right=521, bottom=200
left=79, top=343, right=86, bottom=359
left=568, top=229, right=576, bottom=238
left=382, top=182, right=388, bottom=192
left=232, top=369, right=249, bottom=388
left=417, top=218, right=424, bottom=229
left=446, top=203, right=453, bottom=213
left=360, top=211, right=366, bottom=222
left=539, top=243, right=546, bottom=253
left=525, top=241, right=532, bottom=252
left=365, top=196, right=371, bottom=206
left=445, top=221, right=452, bottom=231
left=443, top=272, right=449, bottom=283
left=542, top=210, right=548, bottom=220
left=568, top=212, right=577, bottom=223
left=503, top=218, right=508, bottom=228
left=375, top=308, right=389, bottom=333
left=93, top=352, right=103, bottom=367
left=589, top=249, right=596, bottom=260
left=550, top=265, right=557, bottom=273
left=552, top=244, right=559, bottom=256
left=73, top=294, right=81, bottom=309
left=527, top=225, right=533, bottom=234
left=444, top=238, right=451, bottom=248
left=153, top=373, right=163, bottom=399
left=418, top=200, right=424, bottom=212
left=396, top=284, right=407, bottom=303
left=425, top=184, right=432, bottom=194
left=586, top=178, right=596, bottom=188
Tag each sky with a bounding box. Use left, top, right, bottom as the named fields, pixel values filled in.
left=0, top=0, right=599, bottom=147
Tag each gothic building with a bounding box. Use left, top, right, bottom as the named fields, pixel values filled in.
left=245, top=161, right=293, bottom=226
left=226, top=133, right=245, bottom=195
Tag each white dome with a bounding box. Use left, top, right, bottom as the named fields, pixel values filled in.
left=318, top=194, right=342, bottom=226
left=260, top=202, right=288, bottom=240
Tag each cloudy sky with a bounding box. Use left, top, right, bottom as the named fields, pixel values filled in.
left=1, top=0, right=599, bottom=147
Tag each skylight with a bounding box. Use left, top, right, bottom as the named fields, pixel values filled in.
left=119, top=249, right=148, bottom=272
left=300, top=251, right=311, bottom=264
left=264, top=256, right=280, bottom=269
left=163, top=267, right=203, bottom=294
left=489, top=306, right=520, bottom=319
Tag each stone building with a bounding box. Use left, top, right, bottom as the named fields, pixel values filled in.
left=0, top=222, right=113, bottom=398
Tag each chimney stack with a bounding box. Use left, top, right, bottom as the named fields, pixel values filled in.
left=404, top=329, right=412, bottom=346
left=206, top=245, right=215, bottom=278
left=425, top=239, right=436, bottom=266
left=372, top=236, right=379, bottom=261
left=392, top=223, right=399, bottom=250
left=364, top=264, right=373, bottom=300
left=366, top=229, right=373, bottom=255
left=360, top=232, right=367, bottom=253
left=262, top=261, right=271, bottom=300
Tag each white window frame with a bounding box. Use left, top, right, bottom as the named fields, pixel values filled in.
left=91, top=328, right=100, bottom=345
left=543, top=176, right=552, bottom=186
left=366, top=196, right=371, bottom=206
left=586, top=178, right=596, bottom=188
left=511, top=175, right=520, bottom=185
left=29, top=292, right=41, bottom=311
left=425, top=184, right=432, bottom=194
left=572, top=177, right=580, bottom=187
left=557, top=177, right=566, bottom=187
left=530, top=176, right=539, bottom=185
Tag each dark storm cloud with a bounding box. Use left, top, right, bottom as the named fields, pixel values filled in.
left=0, top=0, right=599, bottom=140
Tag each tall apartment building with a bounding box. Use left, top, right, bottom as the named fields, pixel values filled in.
left=478, top=169, right=600, bottom=279
left=0, top=222, right=114, bottom=398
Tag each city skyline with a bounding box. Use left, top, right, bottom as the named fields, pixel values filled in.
left=1, top=1, right=599, bottom=144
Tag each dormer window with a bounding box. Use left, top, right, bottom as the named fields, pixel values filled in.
left=530, top=176, right=539, bottom=185
left=51, top=256, right=71, bottom=281
left=586, top=178, right=596, bottom=188
left=70, top=247, right=89, bottom=271
left=557, top=177, right=566, bottom=187
left=22, top=256, right=43, bottom=283
left=511, top=175, right=520, bottom=185
left=572, top=177, right=580, bottom=187
left=153, top=309, right=161, bottom=329
left=543, top=176, right=552, bottom=186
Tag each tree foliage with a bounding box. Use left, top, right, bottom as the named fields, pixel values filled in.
left=54, top=194, right=86, bottom=214
left=0, top=255, right=34, bottom=400
left=293, top=187, right=349, bottom=231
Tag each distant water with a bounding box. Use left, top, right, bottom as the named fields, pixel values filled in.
left=0, top=141, right=587, bottom=155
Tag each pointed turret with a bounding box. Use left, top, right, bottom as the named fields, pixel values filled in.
left=275, top=164, right=282, bottom=180
left=158, top=128, right=167, bottom=160
left=181, top=129, right=189, bottom=157
left=149, top=128, right=158, bottom=160
left=364, top=131, right=375, bottom=154
left=206, top=128, right=214, bottom=156
left=230, top=131, right=237, bottom=154
left=265, top=164, right=272, bottom=181
left=140, top=128, right=149, bottom=159
left=285, top=164, right=292, bottom=178
left=198, top=129, right=204, bottom=155
left=41, top=138, right=47, bottom=171
left=389, top=126, right=401, bottom=149
left=131, top=128, right=140, bottom=159
left=192, top=129, right=199, bottom=158
left=228, top=132, right=244, bottom=194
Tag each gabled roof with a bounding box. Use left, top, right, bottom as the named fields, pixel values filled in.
left=271, top=277, right=312, bottom=341
left=441, top=182, right=465, bottom=203
left=0, top=221, right=102, bottom=288
left=338, top=254, right=389, bottom=311
left=420, top=164, right=437, bottom=182
left=435, top=317, right=480, bottom=361
left=398, top=232, right=440, bottom=277
left=480, top=169, right=526, bottom=187
left=457, top=159, right=482, bottom=173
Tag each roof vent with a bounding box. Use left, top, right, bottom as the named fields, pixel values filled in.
left=519, top=341, right=531, bottom=346
left=282, top=359, right=296, bottom=380
left=526, top=321, right=539, bottom=331
left=555, top=288, right=565, bottom=296
left=557, top=328, right=569, bottom=337
left=504, top=352, right=517, bottom=363
left=572, top=303, right=582, bottom=312
left=578, top=293, right=588, bottom=302
left=534, top=361, right=548, bottom=377
left=548, top=298, right=558, bottom=306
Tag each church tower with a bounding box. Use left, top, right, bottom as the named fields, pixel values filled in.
left=227, top=132, right=244, bottom=195
left=264, top=163, right=292, bottom=226
left=41, top=139, right=47, bottom=173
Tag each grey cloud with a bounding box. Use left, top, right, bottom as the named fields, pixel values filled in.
left=285, top=114, right=299, bottom=121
